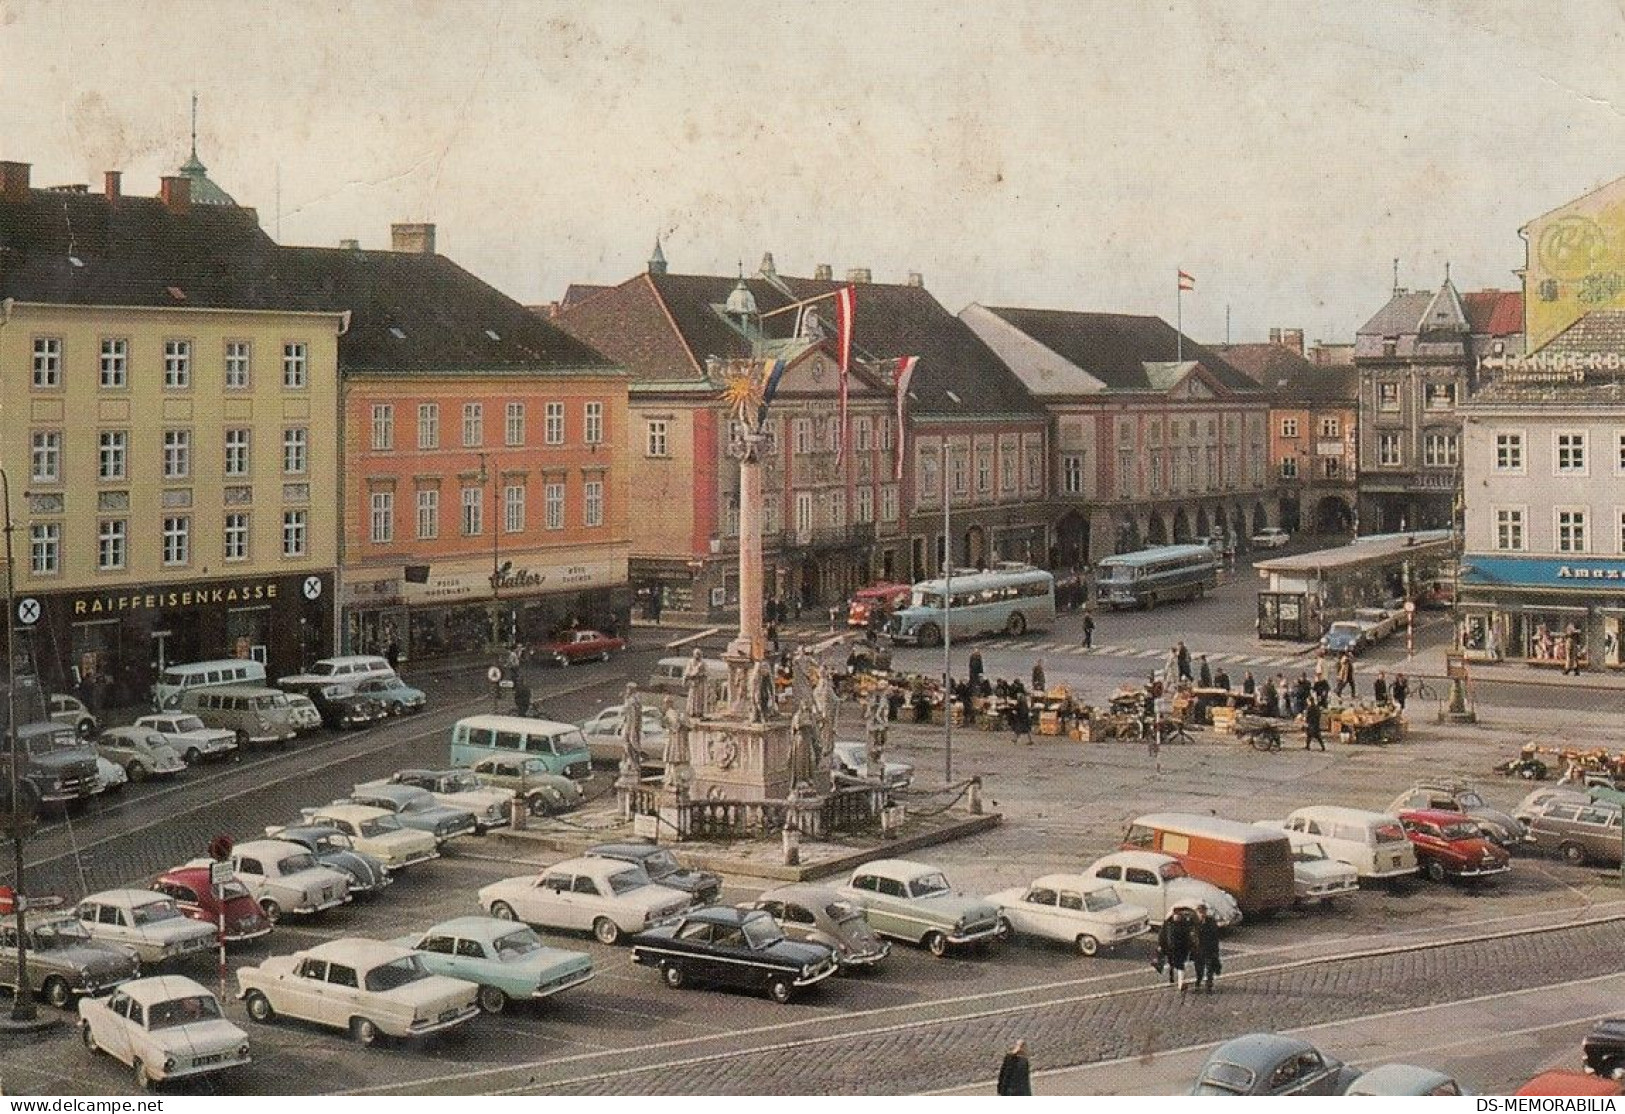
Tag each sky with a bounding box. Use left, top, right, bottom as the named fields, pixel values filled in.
left=3, top=0, right=1625, bottom=346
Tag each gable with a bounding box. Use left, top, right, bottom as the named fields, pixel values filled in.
left=768, top=348, right=890, bottom=400
left=1522, top=172, right=1625, bottom=352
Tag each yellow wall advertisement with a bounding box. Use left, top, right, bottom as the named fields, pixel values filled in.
left=1524, top=175, right=1625, bottom=351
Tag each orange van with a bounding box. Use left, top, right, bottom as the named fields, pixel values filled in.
left=1122, top=812, right=1296, bottom=917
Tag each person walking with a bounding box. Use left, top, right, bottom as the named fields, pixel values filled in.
left=1010, top=691, right=1034, bottom=746
left=1031, top=659, right=1047, bottom=695
left=385, top=638, right=401, bottom=672
left=1391, top=672, right=1409, bottom=713
left=1191, top=904, right=1222, bottom=992
left=1197, top=655, right=1212, bottom=689
left=1335, top=652, right=1356, bottom=700
left=1293, top=673, right=1312, bottom=715
left=1241, top=671, right=1256, bottom=698
left=1176, top=641, right=1193, bottom=683
left=1564, top=622, right=1583, bottom=675
left=1260, top=676, right=1280, bottom=718
left=1142, top=681, right=1162, bottom=772
left=1163, top=645, right=1181, bottom=688
left=968, top=649, right=985, bottom=694
left=997, top=1039, right=1033, bottom=1096
left=1313, top=651, right=1326, bottom=684
left=1156, top=907, right=1195, bottom=990
left=1082, top=612, right=1095, bottom=650
left=1373, top=670, right=1389, bottom=706
left=1304, top=700, right=1325, bottom=750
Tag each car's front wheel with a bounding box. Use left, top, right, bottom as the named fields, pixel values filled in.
left=41, top=976, right=71, bottom=1010
left=1424, top=860, right=1448, bottom=883
left=183, top=747, right=202, bottom=765
left=593, top=917, right=622, bottom=946
left=489, top=901, right=517, bottom=921
left=244, top=990, right=275, bottom=1023
left=1076, top=934, right=1099, bottom=957
left=476, top=985, right=507, bottom=1014
left=1560, top=841, right=1588, bottom=865
left=767, top=977, right=792, bottom=1004
left=80, top=1022, right=97, bottom=1051
left=662, top=963, right=686, bottom=990
left=351, top=1016, right=380, bottom=1046
left=923, top=931, right=948, bottom=958
left=126, top=762, right=148, bottom=784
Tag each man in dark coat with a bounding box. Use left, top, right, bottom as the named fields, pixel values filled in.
left=1392, top=672, right=1409, bottom=712
left=1312, top=674, right=1331, bottom=708
left=1191, top=904, right=1222, bottom=992
left=1241, top=671, right=1256, bottom=697
left=1197, top=655, right=1212, bottom=688
left=968, top=649, right=985, bottom=692
left=1304, top=700, right=1324, bottom=750
left=1260, top=677, right=1280, bottom=718
left=1010, top=692, right=1034, bottom=746
left=1373, top=670, right=1389, bottom=706
left=1213, top=666, right=1230, bottom=691
left=1082, top=613, right=1095, bottom=649
left=997, top=1039, right=1032, bottom=1096
left=1157, top=907, right=1195, bottom=990
left=1176, top=641, right=1192, bottom=682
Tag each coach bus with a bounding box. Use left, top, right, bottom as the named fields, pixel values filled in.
left=1094, top=544, right=1219, bottom=610
left=887, top=563, right=1056, bottom=647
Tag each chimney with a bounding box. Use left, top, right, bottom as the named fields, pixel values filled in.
left=846, top=267, right=871, bottom=284
left=814, top=263, right=833, bottom=281
left=103, top=171, right=121, bottom=202
left=391, top=222, right=436, bottom=255
left=1267, top=327, right=1304, bottom=355
left=339, top=238, right=360, bottom=250
left=159, top=175, right=191, bottom=214
left=0, top=161, right=30, bottom=204
left=759, top=251, right=776, bottom=277
left=906, top=271, right=924, bottom=288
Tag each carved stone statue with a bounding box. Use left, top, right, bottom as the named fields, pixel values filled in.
left=747, top=657, right=774, bottom=723
left=788, top=701, right=817, bottom=787
left=620, top=682, right=644, bottom=765
left=682, top=648, right=709, bottom=719
left=660, top=695, right=692, bottom=791
left=812, top=665, right=836, bottom=757
left=865, top=690, right=888, bottom=780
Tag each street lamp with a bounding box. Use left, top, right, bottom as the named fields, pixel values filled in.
left=1, top=467, right=35, bottom=1021
left=479, top=453, right=506, bottom=650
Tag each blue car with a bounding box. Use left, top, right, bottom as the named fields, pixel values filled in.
left=1191, top=1033, right=1363, bottom=1096
left=396, top=915, right=593, bottom=1015
left=1319, top=621, right=1368, bottom=656
left=351, top=675, right=427, bottom=715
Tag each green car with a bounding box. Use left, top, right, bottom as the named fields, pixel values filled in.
left=396, top=916, right=593, bottom=1015
left=465, top=754, right=585, bottom=815
left=836, top=859, right=1004, bottom=957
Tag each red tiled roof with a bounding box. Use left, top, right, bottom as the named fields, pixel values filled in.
left=1462, top=290, right=1523, bottom=336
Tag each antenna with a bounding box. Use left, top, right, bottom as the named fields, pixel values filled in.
left=1444, top=260, right=1452, bottom=282
left=190, top=91, right=199, bottom=160
left=1225, top=304, right=1231, bottom=345
left=1392, top=258, right=1400, bottom=295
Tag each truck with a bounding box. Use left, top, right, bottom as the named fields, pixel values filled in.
left=3, top=721, right=103, bottom=814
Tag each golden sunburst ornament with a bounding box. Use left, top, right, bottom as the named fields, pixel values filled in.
left=723, top=365, right=764, bottom=426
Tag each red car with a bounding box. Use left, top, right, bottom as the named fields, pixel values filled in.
left=847, top=583, right=912, bottom=629
left=149, top=866, right=274, bottom=942
left=538, top=628, right=626, bottom=666
left=1398, top=808, right=1511, bottom=883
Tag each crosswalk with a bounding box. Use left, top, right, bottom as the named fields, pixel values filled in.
left=999, top=639, right=1315, bottom=670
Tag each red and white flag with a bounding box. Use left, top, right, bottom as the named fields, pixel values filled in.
left=835, top=284, right=855, bottom=462
left=892, top=355, right=918, bottom=481
left=1178, top=269, right=1195, bottom=292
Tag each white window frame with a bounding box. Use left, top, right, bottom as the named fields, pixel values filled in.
left=162, top=515, right=190, bottom=567
left=224, top=512, right=249, bottom=562
left=461, top=487, right=484, bottom=536
left=1556, top=506, right=1588, bottom=553
left=1494, top=506, right=1525, bottom=552
left=225, top=340, right=252, bottom=389
left=371, top=404, right=395, bottom=451
left=1062, top=454, right=1084, bottom=494
left=33, top=337, right=63, bottom=388
left=793, top=418, right=811, bottom=456
left=1423, top=431, right=1459, bottom=468
left=504, top=483, right=525, bottom=534
left=98, top=430, right=128, bottom=482
left=29, top=523, right=59, bottom=576
left=417, top=403, right=440, bottom=450
left=1377, top=432, right=1402, bottom=467
left=646, top=419, right=669, bottom=458
left=1424, top=381, right=1457, bottom=410
left=31, top=431, right=61, bottom=484
left=505, top=402, right=527, bottom=447
left=162, top=429, right=191, bottom=479
left=584, top=401, right=604, bottom=445
left=584, top=479, right=603, bottom=527
left=283, top=428, right=308, bottom=474
left=99, top=338, right=128, bottom=389
left=1555, top=431, right=1588, bottom=475
left=1280, top=417, right=1299, bottom=438
left=1377, top=381, right=1400, bottom=412
left=282, top=510, right=308, bottom=558
left=855, top=486, right=874, bottom=523
left=416, top=488, right=439, bottom=540
left=224, top=429, right=251, bottom=477
left=462, top=402, right=484, bottom=448
left=98, top=518, right=127, bottom=570
left=1318, top=416, right=1340, bottom=438
left=881, top=485, right=898, bottom=522
left=795, top=491, right=814, bottom=538
left=544, top=482, right=565, bottom=531
left=282, top=342, right=308, bottom=389
left=163, top=339, right=191, bottom=389
left=1496, top=431, right=1525, bottom=473
left=1280, top=456, right=1298, bottom=480
left=854, top=416, right=873, bottom=453
left=543, top=402, right=563, bottom=446
left=370, top=491, right=394, bottom=544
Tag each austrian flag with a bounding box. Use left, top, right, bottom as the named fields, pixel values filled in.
left=1178, top=270, right=1196, bottom=292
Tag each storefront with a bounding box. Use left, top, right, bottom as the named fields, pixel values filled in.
left=1254, top=531, right=1451, bottom=641
left=1459, top=555, right=1625, bottom=671
left=14, top=571, right=335, bottom=711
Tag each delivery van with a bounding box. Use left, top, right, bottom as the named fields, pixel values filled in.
left=1122, top=812, right=1296, bottom=917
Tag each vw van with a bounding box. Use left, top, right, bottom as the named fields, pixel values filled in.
left=449, top=715, right=592, bottom=781
left=151, top=659, right=268, bottom=710
left=1121, top=812, right=1296, bottom=917
left=1279, top=806, right=1417, bottom=880
left=178, top=685, right=300, bottom=748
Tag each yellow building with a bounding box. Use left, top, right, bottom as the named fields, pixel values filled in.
left=0, top=161, right=344, bottom=703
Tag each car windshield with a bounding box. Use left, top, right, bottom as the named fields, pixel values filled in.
left=32, top=919, right=93, bottom=949
left=492, top=927, right=543, bottom=959
left=1159, top=862, right=1188, bottom=880
left=440, top=773, right=480, bottom=793
left=364, top=954, right=430, bottom=992
left=607, top=867, right=651, bottom=895
left=26, top=732, right=78, bottom=756
left=742, top=915, right=784, bottom=950
left=277, top=852, right=319, bottom=873
left=314, top=833, right=351, bottom=852
left=827, top=901, right=863, bottom=923
left=557, top=729, right=588, bottom=752
left=131, top=900, right=184, bottom=925
left=1293, top=842, right=1329, bottom=862
left=220, top=881, right=252, bottom=901
left=359, top=816, right=404, bottom=836
left=1084, top=889, right=1122, bottom=912
left=1456, top=791, right=1485, bottom=809
left=147, top=995, right=222, bottom=1030
left=641, top=851, right=679, bottom=877
left=175, top=717, right=206, bottom=732
left=1375, top=823, right=1407, bottom=843
left=1441, top=821, right=1480, bottom=840
left=909, top=872, right=951, bottom=898
left=1199, top=1062, right=1254, bottom=1094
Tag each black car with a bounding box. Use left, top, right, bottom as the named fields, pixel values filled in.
left=280, top=680, right=387, bottom=730
left=1584, top=1018, right=1625, bottom=1080
left=630, top=906, right=837, bottom=1004
left=586, top=843, right=722, bottom=904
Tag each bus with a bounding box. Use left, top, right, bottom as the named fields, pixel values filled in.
left=887, top=563, right=1056, bottom=647
left=1095, top=544, right=1219, bottom=610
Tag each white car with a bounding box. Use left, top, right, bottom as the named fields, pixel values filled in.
left=578, top=704, right=669, bottom=765
left=985, top=874, right=1151, bottom=955
left=478, top=856, right=692, bottom=946
left=74, top=890, right=217, bottom=967
left=358, top=772, right=509, bottom=833
left=95, top=756, right=129, bottom=794
left=1251, top=526, right=1291, bottom=549
left=134, top=714, right=238, bottom=765
left=831, top=741, right=914, bottom=789
left=79, top=975, right=249, bottom=1090
left=284, top=694, right=323, bottom=734
left=237, top=938, right=478, bottom=1046
left=189, top=839, right=350, bottom=923
left=96, top=727, right=187, bottom=783
left=50, top=693, right=99, bottom=738
left=1081, top=851, right=1242, bottom=927
left=283, top=804, right=439, bottom=870
left=1254, top=824, right=1361, bottom=905
left=1352, top=606, right=1402, bottom=643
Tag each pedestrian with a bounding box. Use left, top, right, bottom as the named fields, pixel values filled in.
left=828, top=604, right=839, bottom=632
left=768, top=621, right=781, bottom=655
left=1031, top=658, right=1047, bottom=694
left=1335, top=652, right=1356, bottom=699
left=1564, top=622, right=1583, bottom=675
left=958, top=678, right=977, bottom=725
left=1214, top=665, right=1230, bottom=691
left=1191, top=904, right=1222, bottom=992
left=1275, top=673, right=1292, bottom=716
left=1304, top=700, right=1325, bottom=750
left=1177, top=641, right=1192, bottom=682
left=997, top=1039, right=1032, bottom=1096
left=1198, top=655, right=1212, bottom=689
left=513, top=677, right=532, bottom=717
left=1312, top=674, right=1331, bottom=708
left=1156, top=907, right=1195, bottom=990
left=1294, top=673, right=1312, bottom=715
left=1164, top=645, right=1181, bottom=688
left=1142, top=682, right=1161, bottom=772
left=1373, top=670, right=1389, bottom=706
left=649, top=588, right=663, bottom=626
left=1082, top=612, right=1095, bottom=649
left=1260, top=676, right=1280, bottom=718
left=385, top=638, right=401, bottom=672
left=1313, top=651, right=1326, bottom=683
left=1391, top=672, right=1409, bottom=713
left=1241, top=671, right=1256, bottom=698
left=1010, top=691, right=1034, bottom=746
left=969, top=649, right=985, bottom=693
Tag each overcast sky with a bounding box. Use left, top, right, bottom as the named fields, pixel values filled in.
left=3, top=0, right=1623, bottom=345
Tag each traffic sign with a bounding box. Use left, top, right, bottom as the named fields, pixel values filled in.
left=209, top=860, right=235, bottom=887
left=486, top=666, right=503, bottom=684
left=15, top=598, right=40, bottom=625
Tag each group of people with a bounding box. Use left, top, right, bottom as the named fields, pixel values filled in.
left=1153, top=903, right=1223, bottom=993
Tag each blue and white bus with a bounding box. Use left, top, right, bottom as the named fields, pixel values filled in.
left=887, top=563, right=1057, bottom=647
left=1095, top=544, right=1219, bottom=610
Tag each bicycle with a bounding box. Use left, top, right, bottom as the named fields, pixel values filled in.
left=1152, top=716, right=1194, bottom=745
left=1410, top=676, right=1437, bottom=701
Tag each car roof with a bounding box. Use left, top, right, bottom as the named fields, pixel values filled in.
left=354, top=784, right=418, bottom=800
left=158, top=865, right=212, bottom=883
left=311, top=803, right=391, bottom=821
left=118, top=975, right=216, bottom=1004
left=852, top=859, right=946, bottom=878
left=1288, top=805, right=1400, bottom=824
left=679, top=906, right=762, bottom=927
left=272, top=825, right=340, bottom=842
left=546, top=856, right=640, bottom=877
left=1134, top=813, right=1292, bottom=844
left=1399, top=808, right=1473, bottom=825
left=589, top=843, right=660, bottom=859
left=85, top=888, right=174, bottom=907
left=1209, top=1031, right=1317, bottom=1066
left=302, top=937, right=415, bottom=967
left=419, top=916, right=522, bottom=939
left=1347, top=1064, right=1456, bottom=1094
left=1094, top=850, right=1178, bottom=869
left=234, top=838, right=313, bottom=856
left=456, top=714, right=578, bottom=733
left=1026, top=873, right=1114, bottom=892
left=757, top=883, right=843, bottom=905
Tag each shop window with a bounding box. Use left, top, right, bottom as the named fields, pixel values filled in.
left=1527, top=619, right=1582, bottom=668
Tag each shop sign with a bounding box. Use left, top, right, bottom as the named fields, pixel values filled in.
left=341, top=576, right=402, bottom=606
left=1462, top=554, right=1625, bottom=589
left=68, top=578, right=288, bottom=617
left=1479, top=350, right=1625, bottom=383
left=403, top=557, right=624, bottom=604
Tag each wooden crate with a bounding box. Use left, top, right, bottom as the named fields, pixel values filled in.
left=1210, top=706, right=1238, bottom=735
left=1038, top=711, right=1062, bottom=736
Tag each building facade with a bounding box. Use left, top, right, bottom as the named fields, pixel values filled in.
left=961, top=305, right=1271, bottom=564
left=0, top=161, right=343, bottom=704
left=1353, top=280, right=1522, bottom=534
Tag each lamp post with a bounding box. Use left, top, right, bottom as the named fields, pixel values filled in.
left=1, top=467, right=34, bottom=1021
left=479, top=453, right=506, bottom=650
left=940, top=436, right=953, bottom=784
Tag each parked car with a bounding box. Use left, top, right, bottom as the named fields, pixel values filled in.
left=282, top=804, right=439, bottom=870
left=1320, top=621, right=1370, bottom=655
left=0, top=913, right=141, bottom=1009
left=274, top=655, right=397, bottom=690
left=96, top=727, right=187, bottom=783
left=279, top=680, right=388, bottom=730
left=396, top=916, right=593, bottom=1015
left=261, top=826, right=393, bottom=895
left=176, top=685, right=300, bottom=749
left=1353, top=606, right=1403, bottom=642
left=1584, top=1017, right=1625, bottom=1080
left=1278, top=806, right=1417, bottom=881
left=478, top=856, right=692, bottom=946
left=49, top=693, right=99, bottom=738
left=344, top=784, right=478, bottom=842
left=1514, top=787, right=1621, bottom=865
left=1345, top=1064, right=1471, bottom=1096
left=1386, top=781, right=1526, bottom=848
left=466, top=754, right=585, bottom=816
left=1250, top=526, right=1291, bottom=549
left=578, top=704, right=669, bottom=765
left=284, top=694, right=323, bottom=735
left=133, top=713, right=238, bottom=765
left=631, top=906, right=838, bottom=1004
left=188, top=839, right=351, bottom=923
left=831, top=741, right=914, bottom=789
left=95, top=755, right=129, bottom=794
left=744, top=884, right=890, bottom=970
left=984, top=874, right=1151, bottom=956
left=1190, top=1033, right=1363, bottom=1095
left=1517, top=1070, right=1624, bottom=1096
left=538, top=628, right=626, bottom=666
left=369, top=769, right=511, bottom=833
left=1398, top=808, right=1512, bottom=882
left=237, top=938, right=479, bottom=1045
left=837, top=859, right=1004, bottom=957
left=74, top=889, right=218, bottom=967
left=1257, top=827, right=1360, bottom=905
left=349, top=675, right=426, bottom=715
left=585, top=843, right=722, bottom=905
left=78, top=975, right=250, bottom=1091
left=7, top=721, right=103, bottom=810
left=149, top=867, right=273, bottom=943
left=1081, top=851, right=1242, bottom=928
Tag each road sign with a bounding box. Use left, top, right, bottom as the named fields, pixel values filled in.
left=302, top=575, right=323, bottom=601
left=209, top=860, right=235, bottom=887
left=15, top=597, right=40, bottom=625
left=1445, top=654, right=1468, bottom=680
left=486, top=666, right=503, bottom=684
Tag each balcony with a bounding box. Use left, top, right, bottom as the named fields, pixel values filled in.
left=783, top=522, right=876, bottom=552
